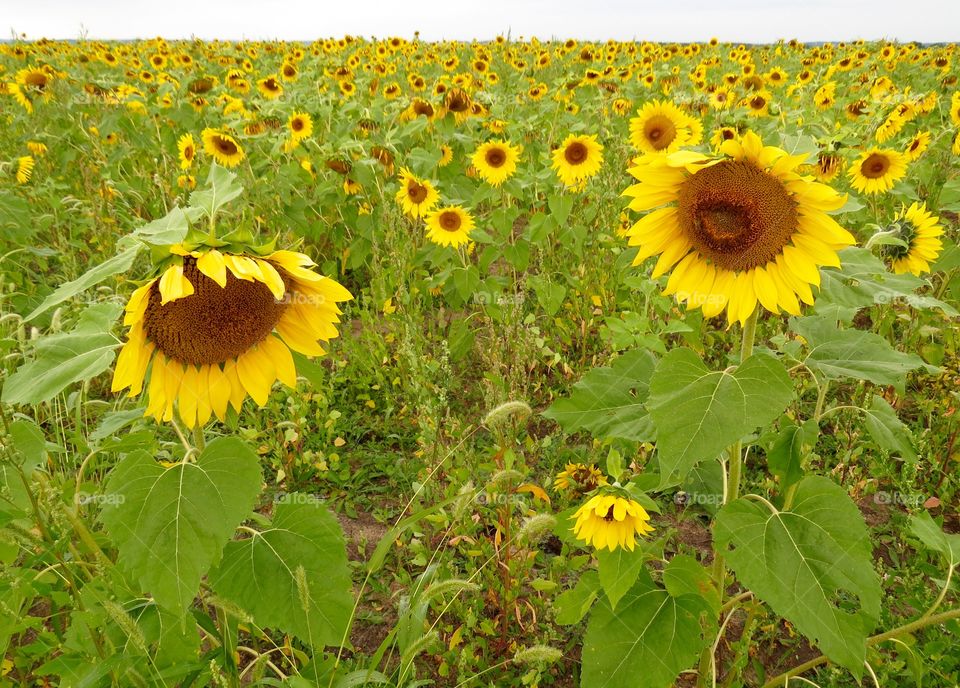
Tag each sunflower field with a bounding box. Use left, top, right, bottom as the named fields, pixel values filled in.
left=1, top=34, right=960, bottom=688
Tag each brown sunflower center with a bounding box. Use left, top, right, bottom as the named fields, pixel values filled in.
left=484, top=147, right=507, bottom=168
left=603, top=506, right=616, bottom=522
left=564, top=141, right=588, bottom=165
left=184, top=145, right=194, bottom=159
left=291, top=118, right=304, bottom=132
left=677, top=160, right=798, bottom=272
left=439, top=211, right=462, bottom=232
left=643, top=114, right=677, bottom=150
left=750, top=95, right=766, bottom=109
left=407, top=180, right=429, bottom=204
left=860, top=153, right=890, bottom=179
left=142, top=258, right=289, bottom=366
left=214, top=136, right=238, bottom=156
left=25, top=72, right=48, bottom=89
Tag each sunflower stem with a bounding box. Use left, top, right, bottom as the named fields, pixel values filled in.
left=698, top=307, right=759, bottom=687
left=192, top=425, right=206, bottom=454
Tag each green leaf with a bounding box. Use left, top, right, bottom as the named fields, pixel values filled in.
left=7, top=419, right=48, bottom=472
left=862, top=395, right=917, bottom=461
left=543, top=349, right=658, bottom=441
left=815, top=247, right=956, bottom=322
left=582, top=570, right=710, bottom=688
left=766, top=418, right=818, bottom=492
left=528, top=275, right=566, bottom=316
left=208, top=497, right=352, bottom=647
left=3, top=302, right=122, bottom=405
left=99, top=437, right=262, bottom=614
left=554, top=571, right=600, bottom=626
left=793, top=316, right=934, bottom=393
left=189, top=163, right=243, bottom=219
left=130, top=206, right=191, bottom=246
left=25, top=245, right=141, bottom=321
left=648, top=349, right=793, bottom=486
left=547, top=193, right=574, bottom=226
left=715, top=476, right=880, bottom=677
left=909, top=512, right=960, bottom=563
left=662, top=554, right=720, bottom=614
left=597, top=544, right=646, bottom=610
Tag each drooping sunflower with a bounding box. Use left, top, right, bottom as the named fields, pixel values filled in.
left=848, top=148, right=907, bottom=195
left=15, top=156, right=34, bottom=185
left=572, top=490, right=654, bottom=552
left=880, top=202, right=944, bottom=276
left=551, top=134, right=604, bottom=188
left=201, top=128, right=245, bottom=168
left=257, top=75, right=283, bottom=99
left=112, top=247, right=352, bottom=428
left=395, top=168, right=439, bottom=219
left=177, top=133, right=196, bottom=169
left=903, top=131, right=931, bottom=161
left=425, top=206, right=475, bottom=248
left=438, top=144, right=454, bottom=167
left=553, top=463, right=608, bottom=493
left=628, top=100, right=703, bottom=154
left=623, top=131, right=856, bottom=324
left=471, top=140, right=521, bottom=187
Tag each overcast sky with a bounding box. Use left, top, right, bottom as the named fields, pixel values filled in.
left=4, top=0, right=959, bottom=43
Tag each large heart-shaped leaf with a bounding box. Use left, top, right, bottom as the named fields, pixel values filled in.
left=648, top=348, right=793, bottom=486
left=582, top=570, right=711, bottom=688
left=715, top=476, right=880, bottom=677
left=99, top=437, right=262, bottom=614
left=208, top=497, right=353, bottom=647
left=543, top=348, right=658, bottom=441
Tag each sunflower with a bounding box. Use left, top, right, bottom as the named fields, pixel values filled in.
left=628, top=100, right=703, bottom=154
left=15, top=156, right=34, bottom=185
left=551, top=134, right=604, bottom=188
left=425, top=206, right=474, bottom=248
left=287, top=111, right=313, bottom=144
left=438, top=144, right=454, bottom=167
left=16, top=67, right=52, bottom=93
left=177, top=133, right=196, bottom=169
left=623, top=131, right=855, bottom=324
left=395, top=168, right=439, bottom=219
left=257, top=75, right=283, bottom=99
left=112, top=248, right=352, bottom=428
left=572, top=490, right=654, bottom=552
left=201, top=128, right=245, bottom=168
left=903, top=131, right=931, bottom=161
left=553, top=463, right=608, bottom=493
left=848, top=148, right=908, bottom=195
left=471, top=140, right=521, bottom=187
left=881, top=202, right=944, bottom=276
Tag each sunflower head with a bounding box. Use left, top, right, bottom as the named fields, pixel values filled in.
left=572, top=489, right=654, bottom=552
left=552, top=134, right=604, bottom=188
left=425, top=206, right=475, bottom=248
left=629, top=100, right=703, bottom=154
left=624, top=130, right=856, bottom=324
left=471, top=140, right=521, bottom=187
left=113, top=247, right=353, bottom=428
left=395, top=168, right=439, bottom=219
left=201, top=128, right=245, bottom=168
left=848, top=148, right=908, bottom=195
left=177, top=133, right=196, bottom=169
left=880, top=202, right=944, bottom=276
left=554, top=463, right=608, bottom=493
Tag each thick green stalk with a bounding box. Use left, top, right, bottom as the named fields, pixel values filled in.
left=697, top=308, right=759, bottom=687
